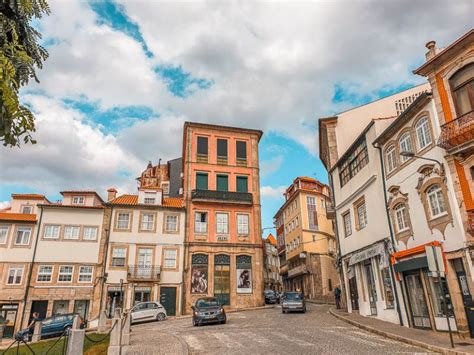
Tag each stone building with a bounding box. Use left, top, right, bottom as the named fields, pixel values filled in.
left=273, top=177, right=338, bottom=300
left=262, top=234, right=282, bottom=291
left=182, top=122, right=265, bottom=312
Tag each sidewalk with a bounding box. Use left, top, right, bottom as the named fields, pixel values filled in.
left=330, top=308, right=474, bottom=354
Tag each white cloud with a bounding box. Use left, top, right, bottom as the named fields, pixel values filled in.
left=260, top=185, right=286, bottom=199
left=260, top=156, right=284, bottom=177
left=0, top=201, right=11, bottom=210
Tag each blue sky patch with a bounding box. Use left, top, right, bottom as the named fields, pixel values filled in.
left=154, top=65, right=213, bottom=98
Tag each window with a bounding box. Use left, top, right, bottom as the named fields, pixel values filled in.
left=78, top=266, right=93, bottom=282
left=236, top=176, right=248, bottom=192
left=191, top=254, right=209, bottom=294
left=140, top=213, right=155, bottom=231
left=196, top=172, right=208, bottom=190
left=7, top=267, right=23, bottom=285
left=83, top=227, right=98, bottom=241
left=165, top=215, right=178, bottom=232
left=15, top=227, right=31, bottom=245
left=394, top=204, right=409, bottom=232
left=216, top=213, right=229, bottom=234
left=63, top=226, right=80, bottom=240
left=195, top=212, right=208, bottom=233
left=58, top=266, right=73, bottom=282
left=217, top=139, right=228, bottom=159
left=427, top=184, right=447, bottom=218
left=163, top=249, right=178, bottom=269
left=0, top=226, right=9, bottom=244
left=216, top=175, right=228, bottom=191
left=144, top=197, right=156, bottom=205
left=237, top=214, right=249, bottom=235
left=307, top=196, right=318, bottom=230
left=339, top=138, right=369, bottom=187
left=162, top=183, right=170, bottom=196
left=72, top=196, right=85, bottom=205
left=21, top=206, right=33, bottom=214
left=342, top=212, right=352, bottom=237
left=37, top=266, right=53, bottom=282
left=450, top=63, right=474, bottom=116
left=44, top=225, right=60, bottom=239
left=116, top=212, right=131, bottom=230
left=111, top=247, right=127, bottom=267
left=236, top=141, right=247, bottom=161
left=236, top=255, right=252, bottom=293
left=355, top=200, right=367, bottom=230
left=386, top=145, right=397, bottom=173
left=415, top=117, right=432, bottom=151
left=197, top=136, right=209, bottom=157
left=321, top=199, right=325, bottom=209
left=399, top=133, right=412, bottom=162
left=381, top=267, right=395, bottom=309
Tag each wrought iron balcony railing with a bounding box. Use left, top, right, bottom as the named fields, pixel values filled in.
left=438, top=111, right=474, bottom=152
left=191, top=189, right=253, bottom=204
left=127, top=265, right=161, bottom=281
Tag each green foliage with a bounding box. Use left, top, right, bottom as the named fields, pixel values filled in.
left=0, top=0, right=50, bottom=147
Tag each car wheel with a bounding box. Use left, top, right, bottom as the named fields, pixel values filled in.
left=157, top=313, right=166, bottom=321
left=221, top=318, right=226, bottom=325
left=64, top=326, right=72, bottom=335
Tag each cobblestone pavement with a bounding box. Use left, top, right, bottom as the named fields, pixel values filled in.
left=129, top=304, right=434, bottom=354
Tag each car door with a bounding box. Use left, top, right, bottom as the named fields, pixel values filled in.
left=131, top=304, right=147, bottom=322
left=40, top=317, right=54, bottom=336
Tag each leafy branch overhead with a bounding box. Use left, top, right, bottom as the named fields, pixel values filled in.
left=0, top=0, right=50, bottom=147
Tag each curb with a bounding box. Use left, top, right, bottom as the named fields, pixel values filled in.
left=329, top=308, right=470, bottom=355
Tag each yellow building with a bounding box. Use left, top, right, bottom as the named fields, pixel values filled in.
left=274, top=177, right=338, bottom=300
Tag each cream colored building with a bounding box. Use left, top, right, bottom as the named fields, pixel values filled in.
left=273, top=177, right=337, bottom=300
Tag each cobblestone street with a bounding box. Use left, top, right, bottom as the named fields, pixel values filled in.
left=129, top=304, right=433, bottom=354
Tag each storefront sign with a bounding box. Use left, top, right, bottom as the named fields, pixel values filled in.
left=134, top=287, right=151, bottom=292
left=348, top=243, right=385, bottom=266
left=237, top=269, right=252, bottom=294
left=0, top=304, right=18, bottom=310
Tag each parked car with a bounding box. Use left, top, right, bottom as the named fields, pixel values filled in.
left=192, top=297, right=226, bottom=326
left=264, top=290, right=278, bottom=304
left=16, top=313, right=83, bottom=342
left=130, top=302, right=167, bottom=324
left=281, top=292, right=306, bottom=313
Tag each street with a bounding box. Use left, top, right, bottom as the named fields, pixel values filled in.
left=129, top=304, right=432, bottom=354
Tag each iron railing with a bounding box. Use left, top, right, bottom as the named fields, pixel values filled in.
left=438, top=111, right=474, bottom=151
left=127, top=265, right=160, bottom=281
left=191, top=189, right=253, bottom=204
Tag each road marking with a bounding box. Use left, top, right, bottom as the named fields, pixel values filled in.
left=182, top=334, right=204, bottom=350
left=212, top=332, right=244, bottom=348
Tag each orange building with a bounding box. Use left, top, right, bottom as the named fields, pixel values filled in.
left=182, top=122, right=265, bottom=312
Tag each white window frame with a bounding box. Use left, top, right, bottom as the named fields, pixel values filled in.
left=37, top=265, right=53, bottom=282
left=111, top=247, right=126, bottom=267
left=44, top=225, right=61, bottom=239
left=237, top=214, right=249, bottom=235
left=343, top=212, right=352, bottom=237
left=395, top=204, right=409, bottom=232
left=163, top=249, right=177, bottom=269
left=72, top=196, right=85, bottom=205
left=399, top=133, right=412, bottom=163
left=116, top=212, right=131, bottom=229
left=21, top=205, right=33, bottom=214
left=15, top=227, right=32, bottom=245
left=195, top=212, right=208, bottom=233
left=0, top=226, right=9, bottom=245
left=216, top=213, right=229, bottom=234
left=165, top=215, right=178, bottom=232
left=63, top=226, right=81, bottom=240
left=58, top=265, right=74, bottom=282
left=357, top=202, right=368, bottom=229
left=7, top=267, right=23, bottom=285
left=144, top=197, right=156, bottom=205
left=83, top=227, right=98, bottom=241
left=140, top=213, right=155, bottom=231
left=427, top=185, right=447, bottom=219
left=78, top=266, right=94, bottom=283
left=162, top=183, right=170, bottom=195
left=386, top=145, right=397, bottom=173
left=415, top=116, right=432, bottom=151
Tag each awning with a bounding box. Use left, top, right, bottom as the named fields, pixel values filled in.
left=348, top=243, right=385, bottom=266
left=393, top=256, right=428, bottom=273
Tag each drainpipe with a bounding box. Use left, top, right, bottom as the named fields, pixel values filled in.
left=19, top=206, right=43, bottom=329
left=99, top=205, right=113, bottom=314
left=180, top=208, right=187, bottom=316
left=374, top=144, right=406, bottom=326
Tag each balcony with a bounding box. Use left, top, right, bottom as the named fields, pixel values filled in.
left=279, top=263, right=289, bottom=275
left=127, top=265, right=160, bottom=281
left=438, top=111, right=474, bottom=154
left=288, top=264, right=307, bottom=278
left=191, top=189, right=253, bottom=205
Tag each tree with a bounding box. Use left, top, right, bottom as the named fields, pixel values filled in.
left=1, top=0, right=50, bottom=147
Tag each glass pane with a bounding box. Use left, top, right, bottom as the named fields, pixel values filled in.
left=197, top=137, right=208, bottom=155
left=217, top=139, right=228, bottom=157
left=236, top=141, right=247, bottom=159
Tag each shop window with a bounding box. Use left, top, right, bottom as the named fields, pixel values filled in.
left=191, top=254, right=208, bottom=294
left=237, top=255, right=252, bottom=294
left=381, top=268, right=395, bottom=309
left=196, top=172, right=208, bottom=190
left=427, top=276, right=453, bottom=317
left=449, top=63, right=474, bottom=117
left=52, top=300, right=70, bottom=315
left=214, top=255, right=231, bottom=305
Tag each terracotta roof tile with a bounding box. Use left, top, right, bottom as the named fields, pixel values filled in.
left=0, top=213, right=37, bottom=222
left=11, top=194, right=47, bottom=201
left=109, top=195, right=184, bottom=208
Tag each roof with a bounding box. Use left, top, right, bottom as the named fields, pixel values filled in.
left=109, top=195, right=184, bottom=209
left=0, top=213, right=37, bottom=222
left=414, top=29, right=474, bottom=76
left=11, top=193, right=48, bottom=201
left=38, top=203, right=104, bottom=210
left=60, top=191, right=105, bottom=204
left=266, top=233, right=277, bottom=246
left=184, top=121, right=264, bottom=141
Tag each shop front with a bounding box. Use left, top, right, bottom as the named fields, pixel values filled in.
left=0, top=303, right=19, bottom=338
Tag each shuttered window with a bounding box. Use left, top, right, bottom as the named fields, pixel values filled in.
left=236, top=141, right=247, bottom=160
left=217, top=175, right=228, bottom=191
left=217, top=139, right=228, bottom=158
left=236, top=176, right=248, bottom=192
left=196, top=173, right=208, bottom=190
left=197, top=136, right=208, bottom=156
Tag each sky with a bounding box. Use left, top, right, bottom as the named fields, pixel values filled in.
left=0, top=0, right=472, bottom=232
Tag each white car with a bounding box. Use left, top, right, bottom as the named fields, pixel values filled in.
left=130, top=302, right=167, bottom=324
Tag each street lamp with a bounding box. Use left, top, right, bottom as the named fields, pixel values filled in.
left=399, top=151, right=444, bottom=173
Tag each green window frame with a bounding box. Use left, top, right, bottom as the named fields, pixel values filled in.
left=216, top=174, right=228, bottom=192
left=196, top=173, right=208, bottom=190
left=236, top=176, right=248, bottom=193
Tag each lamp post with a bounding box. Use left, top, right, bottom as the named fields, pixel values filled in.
left=399, top=151, right=445, bottom=173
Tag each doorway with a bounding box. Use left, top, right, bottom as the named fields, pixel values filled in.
left=30, top=301, right=48, bottom=323
left=160, top=287, right=177, bottom=316
left=0, top=304, right=18, bottom=338
left=214, top=255, right=231, bottom=306
left=364, top=261, right=377, bottom=315
left=348, top=277, right=359, bottom=311
left=137, top=248, right=153, bottom=277
left=405, top=272, right=431, bottom=329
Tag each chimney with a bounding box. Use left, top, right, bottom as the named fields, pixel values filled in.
left=425, top=40, right=437, bottom=60
left=107, top=188, right=117, bottom=201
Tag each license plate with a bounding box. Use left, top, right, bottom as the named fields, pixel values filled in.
left=289, top=306, right=297, bottom=309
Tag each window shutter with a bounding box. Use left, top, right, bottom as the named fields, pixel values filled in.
left=217, top=175, right=228, bottom=191
left=236, top=176, right=248, bottom=192
left=196, top=173, right=208, bottom=190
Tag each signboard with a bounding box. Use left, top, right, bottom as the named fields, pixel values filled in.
left=425, top=245, right=445, bottom=277
left=348, top=243, right=385, bottom=266
left=236, top=269, right=252, bottom=294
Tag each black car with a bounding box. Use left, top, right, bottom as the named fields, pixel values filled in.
left=192, top=297, right=226, bottom=326
left=16, top=313, right=83, bottom=342
left=264, top=290, right=278, bottom=304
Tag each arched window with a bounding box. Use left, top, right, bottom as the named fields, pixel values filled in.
left=394, top=203, right=409, bottom=232
left=450, top=63, right=474, bottom=116
left=386, top=145, right=397, bottom=173
left=427, top=184, right=447, bottom=218
left=399, top=133, right=413, bottom=162
left=415, top=117, right=432, bottom=151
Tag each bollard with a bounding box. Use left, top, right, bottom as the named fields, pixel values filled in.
left=31, top=321, right=42, bottom=342
left=67, top=315, right=85, bottom=355
left=107, top=314, right=126, bottom=355
left=120, top=311, right=131, bottom=346
left=98, top=310, right=108, bottom=333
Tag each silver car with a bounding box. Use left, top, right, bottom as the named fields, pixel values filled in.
left=281, top=292, right=306, bottom=313
left=130, top=302, right=167, bottom=324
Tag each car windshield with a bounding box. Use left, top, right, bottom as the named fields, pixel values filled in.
left=264, top=291, right=275, bottom=295
left=284, top=293, right=302, bottom=301
left=196, top=299, right=219, bottom=307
